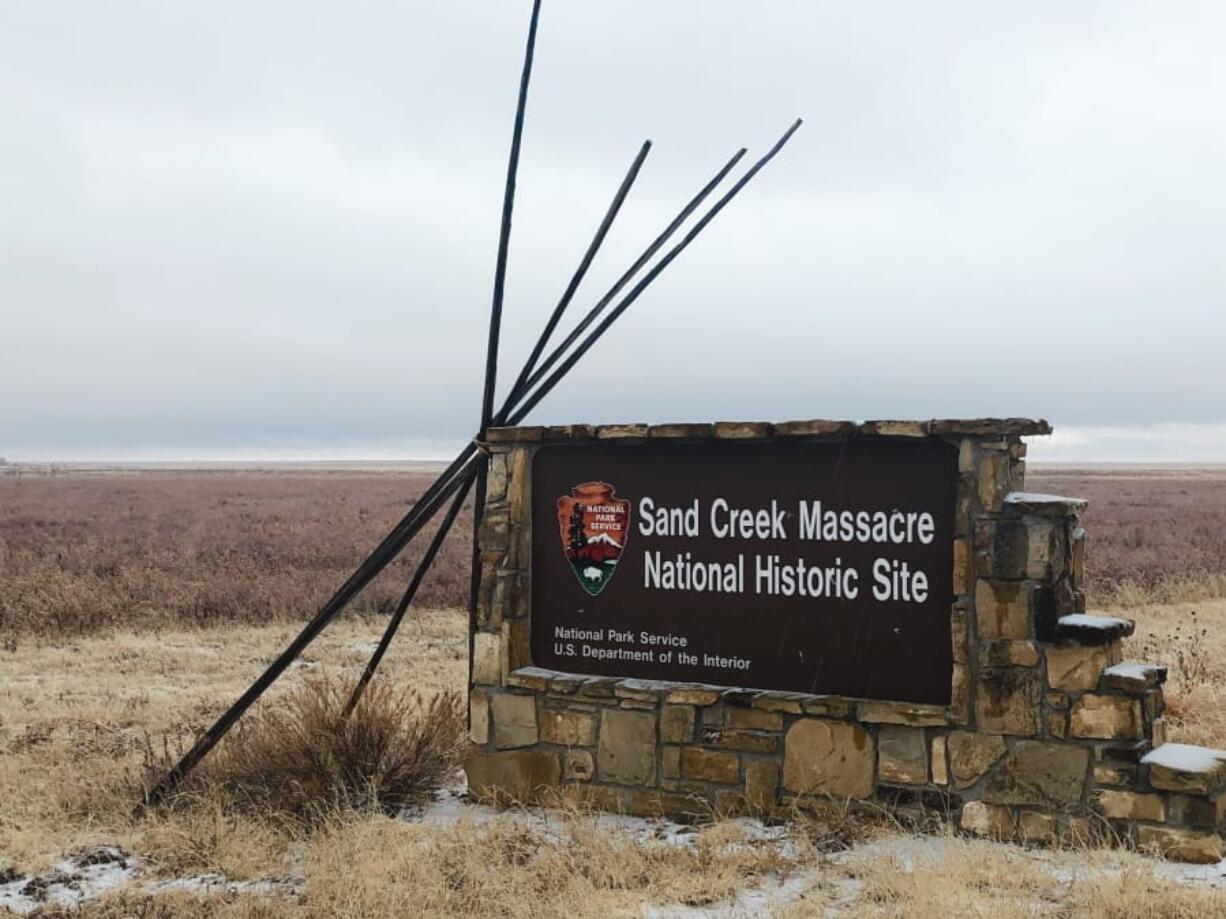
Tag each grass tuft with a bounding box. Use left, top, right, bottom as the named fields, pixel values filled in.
left=175, top=675, right=464, bottom=822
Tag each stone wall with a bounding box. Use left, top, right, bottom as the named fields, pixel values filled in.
left=464, top=419, right=1225, bottom=863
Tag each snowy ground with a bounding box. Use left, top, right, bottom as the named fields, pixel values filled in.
left=4, top=782, right=1226, bottom=917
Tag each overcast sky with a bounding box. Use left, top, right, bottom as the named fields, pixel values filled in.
left=3, top=2, right=1224, bottom=462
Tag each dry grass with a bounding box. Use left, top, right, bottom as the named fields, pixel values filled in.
left=176, top=676, right=464, bottom=822
left=0, top=467, right=473, bottom=636
left=1028, top=466, right=1226, bottom=607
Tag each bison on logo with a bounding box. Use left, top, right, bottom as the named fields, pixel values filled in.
left=557, top=482, right=630, bottom=596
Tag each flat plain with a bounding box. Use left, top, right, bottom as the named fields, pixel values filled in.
left=2, top=462, right=1225, bottom=916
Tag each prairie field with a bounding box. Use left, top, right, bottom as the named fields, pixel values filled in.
left=1, top=462, right=1226, bottom=916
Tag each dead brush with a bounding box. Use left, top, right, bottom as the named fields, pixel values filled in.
left=171, top=675, right=464, bottom=822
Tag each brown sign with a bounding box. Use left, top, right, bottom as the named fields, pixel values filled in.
left=530, top=439, right=957, bottom=704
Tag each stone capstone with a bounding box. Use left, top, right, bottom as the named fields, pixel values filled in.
left=597, top=708, right=658, bottom=785
left=782, top=719, right=874, bottom=799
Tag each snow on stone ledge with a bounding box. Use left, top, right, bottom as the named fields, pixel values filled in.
left=1004, top=492, right=1089, bottom=514
left=1142, top=743, right=1226, bottom=775
left=1055, top=613, right=1136, bottom=644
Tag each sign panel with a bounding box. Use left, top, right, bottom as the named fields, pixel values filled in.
left=530, top=439, right=957, bottom=704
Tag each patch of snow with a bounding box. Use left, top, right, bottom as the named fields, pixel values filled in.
left=1142, top=743, right=1226, bottom=774
left=1005, top=492, right=1088, bottom=507
left=1103, top=662, right=1161, bottom=680
left=0, top=847, right=136, bottom=916
left=1058, top=613, right=1133, bottom=630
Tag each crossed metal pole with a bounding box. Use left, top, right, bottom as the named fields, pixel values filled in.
left=138, top=0, right=800, bottom=812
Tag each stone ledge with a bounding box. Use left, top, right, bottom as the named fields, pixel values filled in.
left=1101, top=662, right=1167, bottom=694
left=506, top=667, right=952, bottom=722
left=1004, top=492, right=1089, bottom=516
left=485, top=417, right=1053, bottom=444
left=1054, top=614, right=1135, bottom=646
left=1142, top=743, right=1226, bottom=796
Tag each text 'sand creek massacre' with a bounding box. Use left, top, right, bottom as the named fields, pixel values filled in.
left=530, top=440, right=957, bottom=703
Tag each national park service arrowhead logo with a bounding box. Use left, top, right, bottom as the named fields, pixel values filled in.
left=557, top=482, right=630, bottom=597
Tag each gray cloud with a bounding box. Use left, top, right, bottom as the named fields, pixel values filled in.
left=3, top=1, right=1224, bottom=460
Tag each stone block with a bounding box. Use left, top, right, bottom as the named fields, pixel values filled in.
left=1136, top=826, right=1223, bottom=864
left=980, top=741, right=1088, bottom=808
left=1024, top=520, right=1061, bottom=579
left=1165, top=793, right=1224, bottom=829
left=857, top=701, right=948, bottom=726
left=976, top=668, right=1042, bottom=736
left=713, top=421, right=772, bottom=439
left=953, top=539, right=971, bottom=593
left=596, top=423, right=649, bottom=440
left=727, top=708, right=783, bottom=731
left=958, top=438, right=975, bottom=473
left=1101, top=662, right=1167, bottom=695
left=472, top=631, right=502, bottom=686
left=1070, top=695, right=1143, bottom=741
left=540, top=709, right=596, bottom=747
left=1046, top=643, right=1110, bottom=692
left=1046, top=710, right=1068, bottom=739
left=1018, top=811, right=1057, bottom=844
left=664, top=687, right=722, bottom=706
left=774, top=419, right=857, bottom=437
left=975, top=581, right=1030, bottom=640
left=990, top=520, right=1029, bottom=580
left=699, top=727, right=779, bottom=754
left=564, top=749, right=594, bottom=781
left=492, top=694, right=538, bottom=749
left=660, top=704, right=696, bottom=743
left=622, top=788, right=707, bottom=818
left=683, top=748, right=740, bottom=784
left=597, top=709, right=658, bottom=786
left=661, top=745, right=681, bottom=780
left=977, top=451, right=1009, bottom=512
left=502, top=618, right=531, bottom=677
left=648, top=423, right=712, bottom=439
left=931, top=736, right=949, bottom=785
left=948, top=732, right=1006, bottom=788
left=1142, top=744, right=1226, bottom=795
left=1093, top=761, right=1137, bottom=788
left=878, top=726, right=928, bottom=785
left=951, top=602, right=970, bottom=662
left=745, top=761, right=780, bottom=813
left=485, top=451, right=508, bottom=502
left=801, top=696, right=857, bottom=718
left=782, top=719, right=874, bottom=799
left=470, top=691, right=490, bottom=745
left=961, top=801, right=1014, bottom=839
left=465, top=748, right=560, bottom=802
left=1097, top=789, right=1164, bottom=822
left=980, top=640, right=1040, bottom=668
